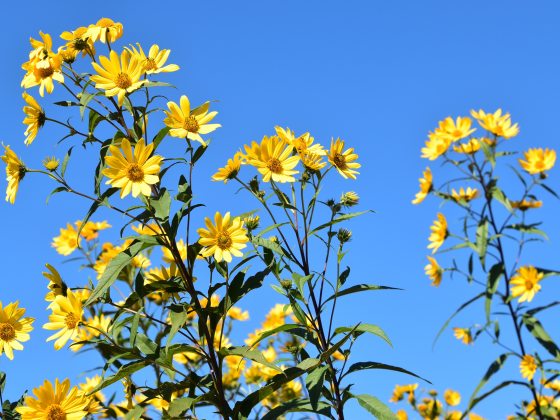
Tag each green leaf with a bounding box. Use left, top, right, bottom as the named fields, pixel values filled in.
left=343, top=362, right=431, bottom=383
left=220, top=346, right=282, bottom=372
left=151, top=189, right=171, bottom=221
left=463, top=380, right=527, bottom=417
left=143, top=81, right=174, bottom=88
left=505, top=223, right=548, bottom=239
left=323, top=284, right=400, bottom=306
left=88, top=109, right=104, bottom=135
left=46, top=186, right=67, bottom=204
left=308, top=211, right=371, bottom=237
left=252, top=236, right=284, bottom=257
left=475, top=218, right=489, bottom=269
left=261, top=400, right=333, bottom=420
left=90, top=361, right=148, bottom=393
left=522, top=315, right=560, bottom=359
left=479, top=140, right=495, bottom=168
left=167, top=307, right=188, bottom=349
left=249, top=324, right=312, bottom=348
left=292, top=272, right=312, bottom=298
left=485, top=263, right=503, bottom=322
left=76, top=187, right=118, bottom=240
left=306, top=365, right=328, bottom=411
left=352, top=393, right=397, bottom=420
left=135, top=333, right=158, bottom=355
left=167, top=397, right=196, bottom=418
left=539, top=182, right=559, bottom=199
left=153, top=126, right=170, bottom=149
left=491, top=186, right=513, bottom=212
left=85, top=239, right=156, bottom=305
left=465, top=353, right=511, bottom=413
left=334, top=323, right=392, bottom=347
left=60, top=147, right=73, bottom=178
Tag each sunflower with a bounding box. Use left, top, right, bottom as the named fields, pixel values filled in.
left=428, top=213, right=448, bottom=253
left=52, top=223, right=81, bottom=256
left=424, top=256, right=443, bottom=286
left=451, top=187, right=479, bottom=202
left=453, top=138, right=481, bottom=154
left=163, top=95, right=221, bottom=144
left=43, top=290, right=84, bottom=350
left=16, top=378, right=91, bottom=419
left=510, top=266, right=543, bottom=303
left=127, top=43, right=179, bottom=74
left=0, top=301, right=34, bottom=360
left=275, top=127, right=325, bottom=156
left=102, top=138, right=162, bottom=198
left=437, top=116, right=476, bottom=142
left=212, top=152, right=243, bottom=183
left=198, top=211, right=249, bottom=262
left=518, top=148, right=556, bottom=175
left=2, top=145, right=26, bottom=204
left=21, top=32, right=64, bottom=96
left=246, top=136, right=300, bottom=183
left=412, top=167, right=432, bottom=204
left=327, top=138, right=360, bottom=179
left=86, top=17, right=123, bottom=44
left=420, top=131, right=450, bottom=160
left=91, top=50, right=145, bottom=106
left=42, top=264, right=67, bottom=302
left=471, top=109, right=519, bottom=139
left=510, top=199, right=542, bottom=211
left=520, top=354, right=537, bottom=381
left=453, top=327, right=473, bottom=345
left=22, top=92, right=46, bottom=146
left=60, top=26, right=95, bottom=58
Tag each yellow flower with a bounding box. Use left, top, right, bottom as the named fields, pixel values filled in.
left=340, top=191, right=360, bottom=207
left=52, top=223, right=81, bottom=256
left=43, top=290, right=84, bottom=350
left=520, top=354, right=537, bottom=381
left=328, top=138, right=360, bottom=179
left=132, top=222, right=164, bottom=236
left=428, top=213, right=448, bottom=253
left=60, top=26, right=95, bottom=58
left=198, top=212, right=249, bottom=262
left=42, top=264, right=67, bottom=302
left=421, top=132, right=450, bottom=160
left=0, top=301, right=33, bottom=360
left=127, top=43, right=179, bottom=74
left=471, top=109, right=519, bottom=138
left=42, top=157, right=59, bottom=171
left=510, top=199, right=542, bottom=211
left=453, top=138, right=481, bottom=154
left=246, top=136, right=300, bottom=182
left=164, top=95, right=221, bottom=144
left=162, top=239, right=187, bottom=263
left=412, top=167, right=432, bottom=204
left=16, top=378, right=91, bottom=419
left=275, top=127, right=326, bottom=156
left=144, top=264, right=181, bottom=304
left=444, top=389, right=461, bottom=406
left=519, top=148, right=556, bottom=175
left=102, top=138, right=162, bottom=198
left=418, top=399, right=442, bottom=418
left=438, top=116, right=476, bottom=142
left=72, top=314, right=111, bottom=352
left=91, top=50, right=145, bottom=106
left=227, top=306, right=249, bottom=321
left=510, top=266, right=543, bottom=303
left=78, top=375, right=105, bottom=414
left=86, top=18, right=123, bottom=44
left=396, top=410, right=408, bottom=420
left=212, top=152, right=243, bottom=183
left=262, top=304, right=292, bottom=331
left=425, top=256, right=443, bottom=286
left=22, top=92, right=46, bottom=146
left=2, top=145, right=26, bottom=204
left=389, top=384, right=418, bottom=403
left=21, top=32, right=64, bottom=96
left=451, top=187, right=479, bottom=202
left=79, top=220, right=111, bottom=241
left=301, top=152, right=327, bottom=171
left=453, top=327, right=473, bottom=345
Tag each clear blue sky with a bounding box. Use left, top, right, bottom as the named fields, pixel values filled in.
left=1, top=1, right=560, bottom=418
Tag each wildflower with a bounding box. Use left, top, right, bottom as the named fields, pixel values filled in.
left=52, top=223, right=81, bottom=256
left=243, top=215, right=260, bottom=231
left=412, top=167, right=432, bottom=204
left=510, top=266, right=543, bottom=303
left=421, top=132, right=450, bottom=160
left=21, top=32, right=64, bottom=96
left=212, top=152, right=243, bottom=182
left=2, top=145, right=26, bottom=204
left=340, top=191, right=360, bottom=207
left=438, top=116, right=476, bottom=142
left=520, top=354, right=537, bottom=381
left=428, top=213, right=448, bottom=253
left=60, top=26, right=95, bottom=58
left=22, top=92, right=46, bottom=145
left=43, top=290, right=84, bottom=350
left=0, top=301, right=34, bottom=360
left=451, top=187, right=479, bottom=202
left=444, top=389, right=461, bottom=406
left=197, top=212, right=249, bottom=262
left=453, top=138, right=481, bottom=154
left=127, top=43, right=179, bottom=74
left=519, top=148, right=556, bottom=175
left=246, top=136, right=300, bottom=182
left=327, top=138, right=360, bottom=179
left=42, top=157, right=59, bottom=171
left=389, top=384, right=418, bottom=403
left=42, top=264, right=67, bottom=302
left=425, top=256, right=443, bottom=286
left=471, top=109, right=519, bottom=138
left=453, top=327, right=473, bottom=345
left=164, top=95, right=220, bottom=144
left=86, top=18, right=123, bottom=43
left=162, top=239, right=187, bottom=263
left=510, top=199, right=542, bottom=211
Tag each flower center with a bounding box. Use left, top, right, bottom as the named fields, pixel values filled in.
left=34, top=63, right=54, bottom=79
left=217, top=232, right=232, bottom=250
left=64, top=313, right=78, bottom=330
left=452, top=129, right=463, bottom=138
left=525, top=280, right=534, bottom=291
left=333, top=153, right=347, bottom=169
left=17, top=165, right=27, bottom=181
left=144, top=58, right=158, bottom=71
left=0, top=323, right=15, bottom=341
left=73, top=39, right=89, bottom=52
left=183, top=116, right=200, bottom=133
left=46, top=404, right=66, bottom=420
left=115, top=72, right=132, bottom=89
left=535, top=160, right=545, bottom=170
left=127, top=163, right=145, bottom=182
left=267, top=158, right=283, bottom=173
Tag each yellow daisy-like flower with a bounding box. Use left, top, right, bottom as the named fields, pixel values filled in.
left=518, top=148, right=556, bottom=175
left=246, top=136, right=300, bottom=183
left=327, top=138, right=360, bottom=179
left=164, top=95, right=221, bottom=144
left=421, top=132, right=450, bottom=160
left=43, top=290, right=84, bottom=350
left=132, top=222, right=164, bottom=236
left=425, top=256, right=443, bottom=286
left=301, top=152, right=326, bottom=171
left=275, top=127, right=326, bottom=156
left=21, top=32, right=64, bottom=97
left=22, top=92, right=46, bottom=146
left=396, top=410, right=408, bottom=420
left=72, top=314, right=112, bottom=352
left=162, top=239, right=187, bottom=263
left=438, top=116, right=476, bottom=142
left=412, top=167, right=432, bottom=204
left=262, top=303, right=292, bottom=331
left=91, top=50, right=145, bottom=106
left=60, top=26, right=95, bottom=58
left=42, top=264, right=67, bottom=302
left=227, top=306, right=249, bottom=321
left=444, top=389, right=461, bottom=406
left=79, top=220, right=111, bottom=241
left=16, top=378, right=91, bottom=419
left=42, top=157, right=59, bottom=171
left=197, top=211, right=249, bottom=262
left=340, top=191, right=360, bottom=207
left=428, top=213, right=448, bottom=253
left=212, top=152, right=243, bottom=183
left=127, top=43, right=179, bottom=74
left=453, top=327, right=473, bottom=345
left=52, top=223, right=81, bottom=256
left=78, top=375, right=105, bottom=415
left=86, top=17, right=123, bottom=44
left=471, top=109, right=519, bottom=139
left=2, top=145, right=26, bottom=204
left=102, top=138, right=162, bottom=198
left=144, top=264, right=182, bottom=304
left=451, top=187, right=479, bottom=202
left=520, top=354, right=537, bottom=381
left=389, top=384, right=418, bottom=403
left=453, top=138, right=481, bottom=154
left=510, top=266, right=543, bottom=303
left=0, top=301, right=34, bottom=360
left=510, top=199, right=543, bottom=211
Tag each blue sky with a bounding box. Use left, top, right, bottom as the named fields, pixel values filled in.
left=1, top=0, right=560, bottom=418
